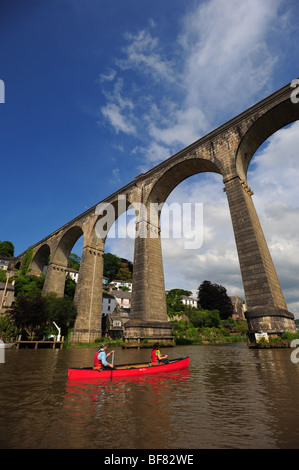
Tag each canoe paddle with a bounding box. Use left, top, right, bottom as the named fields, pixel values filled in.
left=110, top=351, right=115, bottom=381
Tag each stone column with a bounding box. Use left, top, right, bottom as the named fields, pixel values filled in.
left=42, top=262, right=67, bottom=297
left=224, top=175, right=296, bottom=335
left=71, top=242, right=104, bottom=344
left=126, top=218, right=173, bottom=343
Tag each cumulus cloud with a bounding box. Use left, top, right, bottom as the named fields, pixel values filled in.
left=179, top=0, right=281, bottom=116
left=99, top=0, right=288, bottom=168
left=99, top=0, right=299, bottom=316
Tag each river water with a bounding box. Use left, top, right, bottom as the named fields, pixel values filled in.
left=0, top=343, right=299, bottom=449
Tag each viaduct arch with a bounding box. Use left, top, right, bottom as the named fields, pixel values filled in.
left=14, top=81, right=299, bottom=343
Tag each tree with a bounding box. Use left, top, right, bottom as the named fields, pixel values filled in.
left=116, top=265, right=132, bottom=281
left=68, top=253, right=81, bottom=271
left=14, top=274, right=45, bottom=301
left=197, top=280, right=233, bottom=320
left=188, top=308, right=221, bottom=328
left=44, top=292, right=77, bottom=337
left=10, top=294, right=47, bottom=337
left=0, top=314, right=17, bottom=340
left=166, top=289, right=192, bottom=316
left=64, top=275, right=76, bottom=299
left=103, top=253, right=122, bottom=282
left=0, top=241, right=14, bottom=257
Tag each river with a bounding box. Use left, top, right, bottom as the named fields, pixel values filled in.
left=0, top=343, right=299, bottom=449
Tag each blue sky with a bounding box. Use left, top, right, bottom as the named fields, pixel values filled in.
left=1, top=0, right=299, bottom=314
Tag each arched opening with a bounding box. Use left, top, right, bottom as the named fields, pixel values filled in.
left=43, top=225, right=84, bottom=299
left=236, top=98, right=299, bottom=181
left=148, top=157, right=222, bottom=205
left=54, top=226, right=84, bottom=266
left=160, top=170, right=243, bottom=303
left=31, top=244, right=51, bottom=275
left=246, top=121, right=299, bottom=317
left=101, top=203, right=136, bottom=337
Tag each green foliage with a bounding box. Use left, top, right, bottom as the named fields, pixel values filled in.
left=44, top=292, right=77, bottom=337
left=9, top=294, right=48, bottom=337
left=188, top=308, right=221, bottom=328
left=9, top=291, right=77, bottom=339
left=20, top=246, right=34, bottom=275
left=68, top=253, right=81, bottom=271
left=0, top=270, right=7, bottom=282
left=64, top=275, right=76, bottom=299
left=281, top=331, right=299, bottom=341
left=121, top=285, right=130, bottom=291
left=166, top=288, right=191, bottom=317
left=116, top=265, right=132, bottom=281
left=103, top=253, right=122, bottom=282
left=170, top=313, right=248, bottom=346
left=14, top=274, right=45, bottom=301
left=198, top=280, right=233, bottom=320
left=0, top=240, right=14, bottom=257
left=0, top=314, right=17, bottom=340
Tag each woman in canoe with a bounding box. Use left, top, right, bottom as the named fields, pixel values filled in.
left=94, top=344, right=115, bottom=370
left=151, top=342, right=169, bottom=366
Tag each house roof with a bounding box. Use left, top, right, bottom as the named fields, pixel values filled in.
left=113, top=290, right=131, bottom=299
left=103, top=292, right=117, bottom=299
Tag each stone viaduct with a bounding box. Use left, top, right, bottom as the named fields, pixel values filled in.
left=14, top=81, right=299, bottom=343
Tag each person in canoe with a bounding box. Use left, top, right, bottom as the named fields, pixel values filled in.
left=94, top=343, right=116, bottom=370
left=151, top=342, right=169, bottom=366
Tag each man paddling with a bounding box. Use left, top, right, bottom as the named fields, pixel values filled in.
left=94, top=344, right=115, bottom=370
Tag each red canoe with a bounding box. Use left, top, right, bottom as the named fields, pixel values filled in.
left=68, top=356, right=189, bottom=380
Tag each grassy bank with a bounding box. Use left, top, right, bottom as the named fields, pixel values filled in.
left=169, top=318, right=248, bottom=346
left=65, top=319, right=249, bottom=348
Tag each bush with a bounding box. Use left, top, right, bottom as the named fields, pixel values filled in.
left=188, top=308, right=221, bottom=328
left=281, top=331, right=299, bottom=341
left=0, top=314, right=17, bottom=341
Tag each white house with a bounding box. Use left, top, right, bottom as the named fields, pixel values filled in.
left=111, top=279, right=132, bottom=292
left=66, top=268, right=79, bottom=283
left=181, top=295, right=198, bottom=308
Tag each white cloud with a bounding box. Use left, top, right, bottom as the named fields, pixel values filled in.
left=116, top=29, right=175, bottom=83
left=159, top=122, right=299, bottom=316
left=101, top=102, right=136, bottom=135
left=99, top=78, right=136, bottom=134
left=98, top=0, right=299, bottom=317
left=109, top=168, right=121, bottom=185
left=98, top=68, right=117, bottom=83
left=99, top=0, right=287, bottom=167
left=179, top=0, right=280, bottom=114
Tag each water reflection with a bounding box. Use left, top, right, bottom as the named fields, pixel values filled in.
left=64, top=370, right=191, bottom=449
left=1, top=344, right=299, bottom=448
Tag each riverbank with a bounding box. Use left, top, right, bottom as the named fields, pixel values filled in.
left=169, top=318, right=248, bottom=346
left=248, top=331, right=299, bottom=349
left=66, top=320, right=299, bottom=349
left=67, top=319, right=249, bottom=348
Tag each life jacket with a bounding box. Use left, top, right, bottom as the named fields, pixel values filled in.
left=151, top=349, right=158, bottom=365
left=94, top=349, right=103, bottom=369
